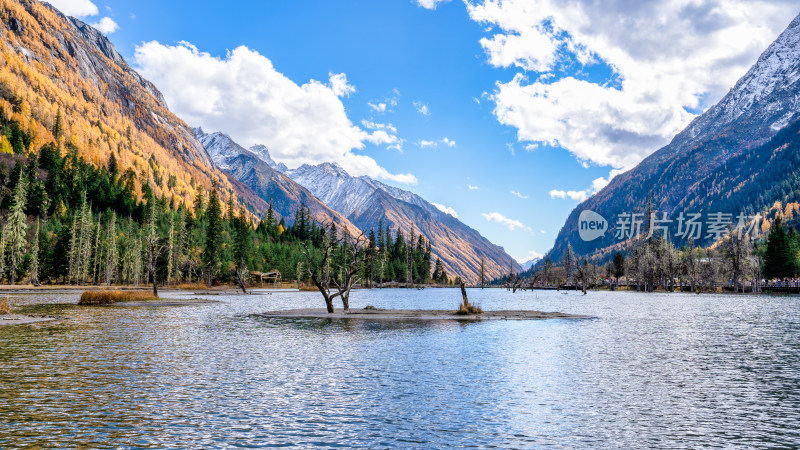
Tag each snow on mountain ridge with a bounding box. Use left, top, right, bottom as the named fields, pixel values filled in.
left=676, top=13, right=800, bottom=151
left=285, top=162, right=441, bottom=218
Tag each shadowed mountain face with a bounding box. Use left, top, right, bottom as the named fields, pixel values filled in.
left=196, top=130, right=522, bottom=283
left=194, top=129, right=359, bottom=233
left=0, top=0, right=267, bottom=213
left=548, top=12, right=800, bottom=263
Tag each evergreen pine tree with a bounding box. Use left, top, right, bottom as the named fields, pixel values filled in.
left=7, top=177, right=28, bottom=284
left=204, top=181, right=223, bottom=287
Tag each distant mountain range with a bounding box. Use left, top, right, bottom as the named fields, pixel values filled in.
left=194, top=128, right=358, bottom=232
left=547, top=12, right=800, bottom=263
left=195, top=129, right=522, bottom=282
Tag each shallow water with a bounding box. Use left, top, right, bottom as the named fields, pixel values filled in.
left=1, top=288, right=799, bottom=448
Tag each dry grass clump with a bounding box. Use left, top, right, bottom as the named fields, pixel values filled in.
left=299, top=285, right=319, bottom=292
left=0, top=298, right=10, bottom=315
left=456, top=302, right=483, bottom=315
left=79, top=290, right=158, bottom=305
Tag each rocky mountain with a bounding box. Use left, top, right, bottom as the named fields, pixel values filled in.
left=0, top=0, right=266, bottom=214
left=547, top=12, right=800, bottom=262
left=282, top=161, right=522, bottom=283
left=194, top=129, right=359, bottom=232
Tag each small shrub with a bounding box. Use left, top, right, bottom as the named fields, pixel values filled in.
left=364, top=305, right=377, bottom=310
left=0, top=298, right=10, bottom=315
left=79, top=290, right=158, bottom=305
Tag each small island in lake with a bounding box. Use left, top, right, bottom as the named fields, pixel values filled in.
left=260, top=307, right=592, bottom=321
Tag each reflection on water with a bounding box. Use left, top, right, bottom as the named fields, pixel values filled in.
left=1, top=289, right=799, bottom=447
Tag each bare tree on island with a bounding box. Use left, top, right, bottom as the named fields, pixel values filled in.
left=300, top=222, right=369, bottom=313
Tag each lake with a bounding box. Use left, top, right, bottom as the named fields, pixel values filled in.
left=1, top=288, right=799, bottom=447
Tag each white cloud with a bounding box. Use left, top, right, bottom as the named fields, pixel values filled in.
left=549, top=189, right=588, bottom=202
left=432, top=202, right=459, bottom=218
left=413, top=101, right=430, bottom=115
left=549, top=168, right=623, bottom=202
left=368, top=90, right=400, bottom=114
left=134, top=41, right=415, bottom=184
left=361, top=120, right=404, bottom=151
left=468, top=184, right=479, bottom=190
left=368, top=102, right=387, bottom=113
left=419, top=139, right=437, bottom=148
left=482, top=212, right=525, bottom=230
left=328, top=72, right=356, bottom=97
left=90, top=16, right=118, bottom=34
left=468, top=0, right=799, bottom=170
left=419, top=137, right=456, bottom=148
left=510, top=190, right=528, bottom=199
left=540, top=230, right=546, bottom=234
left=416, top=0, right=448, bottom=9
left=47, top=0, right=98, bottom=17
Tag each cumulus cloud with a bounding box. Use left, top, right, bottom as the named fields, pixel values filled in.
left=442, top=137, right=456, bottom=147
left=413, top=101, right=430, bottom=115
left=134, top=41, right=415, bottom=184
left=328, top=72, right=356, bottom=97
left=468, top=0, right=799, bottom=169
left=90, top=16, right=118, bottom=34
left=468, top=184, right=479, bottom=190
left=510, top=190, right=528, bottom=199
left=432, top=202, right=459, bottom=218
left=47, top=0, right=98, bottom=17
left=482, top=212, right=525, bottom=230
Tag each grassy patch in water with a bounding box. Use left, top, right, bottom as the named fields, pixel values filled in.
left=78, top=290, right=158, bottom=305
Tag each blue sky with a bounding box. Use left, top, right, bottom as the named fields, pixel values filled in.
left=48, top=0, right=799, bottom=262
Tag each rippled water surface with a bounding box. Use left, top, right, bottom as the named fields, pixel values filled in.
left=1, top=288, right=799, bottom=448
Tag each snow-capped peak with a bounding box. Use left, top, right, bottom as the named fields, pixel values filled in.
left=249, top=144, right=288, bottom=172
